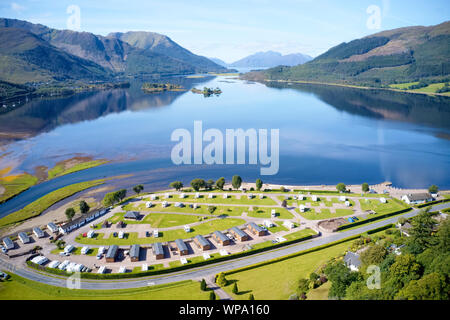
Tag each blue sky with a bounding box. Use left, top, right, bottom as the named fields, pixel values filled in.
left=1, top=0, right=449, bottom=62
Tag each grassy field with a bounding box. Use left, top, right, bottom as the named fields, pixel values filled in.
left=221, top=238, right=353, bottom=300
left=220, top=229, right=393, bottom=300
left=126, top=202, right=247, bottom=216
left=76, top=217, right=246, bottom=245
left=0, top=273, right=209, bottom=300
left=0, top=170, right=38, bottom=204
left=147, top=194, right=277, bottom=206
left=283, top=228, right=317, bottom=241
left=246, top=207, right=294, bottom=219
left=296, top=207, right=354, bottom=220
left=104, top=211, right=206, bottom=228
left=47, top=160, right=108, bottom=180
left=306, top=281, right=331, bottom=300
left=0, top=179, right=105, bottom=228
left=278, top=196, right=355, bottom=208
left=359, top=198, right=408, bottom=214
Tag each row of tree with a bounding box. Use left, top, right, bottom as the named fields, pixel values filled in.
left=170, top=176, right=264, bottom=192
left=64, top=200, right=90, bottom=221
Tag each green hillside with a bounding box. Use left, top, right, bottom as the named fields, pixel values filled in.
left=0, top=28, right=111, bottom=84
left=255, top=21, right=450, bottom=87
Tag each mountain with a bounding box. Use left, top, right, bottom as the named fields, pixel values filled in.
left=229, top=51, right=312, bottom=68
left=208, top=57, right=229, bottom=67
left=0, top=18, right=227, bottom=83
left=248, top=21, right=450, bottom=86
left=0, top=27, right=111, bottom=83
left=107, top=31, right=228, bottom=73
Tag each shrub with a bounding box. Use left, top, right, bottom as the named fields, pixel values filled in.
left=209, top=292, right=216, bottom=300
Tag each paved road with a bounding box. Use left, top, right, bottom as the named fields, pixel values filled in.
left=1, top=202, right=448, bottom=291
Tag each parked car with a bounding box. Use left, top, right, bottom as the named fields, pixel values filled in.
left=96, top=254, right=103, bottom=260
left=113, top=232, right=117, bottom=237
left=0, top=272, right=10, bottom=280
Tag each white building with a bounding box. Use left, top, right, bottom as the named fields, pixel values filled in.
left=298, top=194, right=304, bottom=200
left=299, top=204, right=306, bottom=212
left=311, top=195, right=318, bottom=202
left=47, top=222, right=58, bottom=233
left=339, top=196, right=346, bottom=202
left=150, top=194, right=157, bottom=201
left=271, top=209, right=277, bottom=218
left=208, top=193, right=214, bottom=199
left=146, top=201, right=153, bottom=208
left=81, top=246, right=90, bottom=255
left=263, top=220, right=274, bottom=228
left=153, top=229, right=159, bottom=237
left=379, top=197, right=387, bottom=204
left=283, top=221, right=295, bottom=230
left=223, top=193, right=228, bottom=199
left=162, top=201, right=169, bottom=208
left=184, top=225, right=191, bottom=233
left=195, top=192, right=200, bottom=198
left=345, top=201, right=351, bottom=207
left=180, top=193, right=186, bottom=199
left=401, top=193, right=433, bottom=205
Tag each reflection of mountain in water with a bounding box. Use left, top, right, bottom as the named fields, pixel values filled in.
left=267, top=82, right=450, bottom=130
left=0, top=76, right=213, bottom=144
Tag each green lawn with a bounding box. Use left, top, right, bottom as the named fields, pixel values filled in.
left=149, top=193, right=277, bottom=205
left=0, top=273, right=209, bottom=300
left=0, top=179, right=105, bottom=227
left=222, top=239, right=352, bottom=300
left=247, top=207, right=294, bottom=219
left=359, top=198, right=408, bottom=214
left=51, top=247, right=99, bottom=256
left=0, top=173, right=38, bottom=204
left=103, top=211, right=206, bottom=228
left=306, top=281, right=331, bottom=300
left=125, top=202, right=247, bottom=216
left=76, top=218, right=246, bottom=245
left=283, top=228, right=317, bottom=241
left=47, top=160, right=108, bottom=180
left=296, top=207, right=353, bottom=220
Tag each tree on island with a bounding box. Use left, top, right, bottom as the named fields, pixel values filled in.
left=256, top=179, right=263, bottom=191
left=190, top=179, right=206, bottom=191
left=65, top=208, right=75, bottom=221
left=216, top=177, right=225, bottom=190
left=133, top=184, right=144, bottom=195
left=79, top=200, right=90, bottom=214
left=428, top=185, right=439, bottom=194
left=362, top=183, right=369, bottom=193
left=232, top=175, right=242, bottom=190
left=170, top=181, right=183, bottom=191
left=336, top=183, right=347, bottom=193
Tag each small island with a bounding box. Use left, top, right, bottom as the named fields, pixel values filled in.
left=191, top=87, right=222, bottom=97
left=141, top=83, right=185, bottom=93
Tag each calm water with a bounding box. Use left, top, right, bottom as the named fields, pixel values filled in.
left=0, top=75, right=449, bottom=215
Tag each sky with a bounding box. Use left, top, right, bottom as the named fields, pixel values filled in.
left=1, top=0, right=449, bottom=62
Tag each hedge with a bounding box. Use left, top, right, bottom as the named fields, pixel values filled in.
left=26, top=231, right=318, bottom=280
left=416, top=198, right=450, bottom=208
left=223, top=224, right=394, bottom=276
left=336, top=207, right=412, bottom=231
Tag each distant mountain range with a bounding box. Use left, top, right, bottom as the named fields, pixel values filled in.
left=243, top=21, right=450, bottom=86
left=0, top=18, right=228, bottom=84
left=210, top=51, right=312, bottom=68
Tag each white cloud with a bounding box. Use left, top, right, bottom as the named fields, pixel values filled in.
left=11, top=2, right=26, bottom=12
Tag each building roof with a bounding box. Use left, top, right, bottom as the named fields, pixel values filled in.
left=231, top=226, right=248, bottom=238
left=248, top=222, right=264, bottom=233
left=405, top=193, right=433, bottom=201
left=344, top=251, right=361, bottom=268
left=2, top=237, right=13, bottom=248
left=18, top=232, right=29, bottom=240
left=130, top=244, right=140, bottom=258
left=153, top=242, right=164, bottom=256
left=213, top=231, right=229, bottom=242
left=194, top=235, right=209, bottom=247
left=175, top=239, right=188, bottom=252
left=124, top=211, right=140, bottom=219
left=47, top=222, right=58, bottom=230
left=105, top=245, right=118, bottom=259
left=33, top=227, right=44, bottom=237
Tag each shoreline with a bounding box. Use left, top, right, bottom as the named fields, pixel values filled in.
left=248, top=78, right=450, bottom=98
